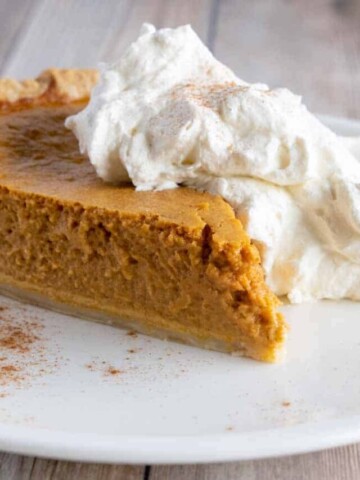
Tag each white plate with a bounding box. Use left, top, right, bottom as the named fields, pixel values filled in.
left=0, top=115, right=360, bottom=465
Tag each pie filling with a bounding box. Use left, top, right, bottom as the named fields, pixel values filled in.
left=0, top=100, right=286, bottom=362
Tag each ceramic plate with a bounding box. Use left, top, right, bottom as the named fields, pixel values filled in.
left=0, top=116, right=359, bottom=464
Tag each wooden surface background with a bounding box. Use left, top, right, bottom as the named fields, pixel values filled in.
left=1, top=0, right=360, bottom=478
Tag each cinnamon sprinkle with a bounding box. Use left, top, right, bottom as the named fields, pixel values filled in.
left=0, top=320, right=40, bottom=353
left=0, top=365, right=23, bottom=386
left=126, top=330, right=138, bottom=338
left=105, top=366, right=122, bottom=377
left=0, top=303, right=47, bottom=390
left=85, top=360, right=123, bottom=378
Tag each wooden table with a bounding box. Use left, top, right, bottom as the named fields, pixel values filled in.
left=1, top=0, right=360, bottom=478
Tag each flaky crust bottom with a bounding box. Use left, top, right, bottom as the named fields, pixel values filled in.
left=0, top=68, right=99, bottom=109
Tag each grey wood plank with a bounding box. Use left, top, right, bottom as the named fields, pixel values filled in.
left=0, top=452, right=35, bottom=480
left=100, top=0, right=214, bottom=62
left=3, top=0, right=213, bottom=79
left=150, top=443, right=360, bottom=480
left=0, top=0, right=41, bottom=74
left=214, top=0, right=360, bottom=117
left=2, top=0, right=132, bottom=78
left=0, top=453, right=144, bottom=480
left=29, top=457, right=144, bottom=480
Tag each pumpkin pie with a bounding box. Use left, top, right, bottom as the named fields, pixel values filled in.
left=0, top=69, right=286, bottom=362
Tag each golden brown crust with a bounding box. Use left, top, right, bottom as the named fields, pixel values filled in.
left=0, top=68, right=99, bottom=111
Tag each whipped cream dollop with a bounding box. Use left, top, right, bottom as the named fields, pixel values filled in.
left=66, top=24, right=360, bottom=303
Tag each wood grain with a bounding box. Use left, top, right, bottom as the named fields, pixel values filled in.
left=29, top=458, right=144, bottom=480
left=214, top=0, right=360, bottom=117
left=2, top=0, right=133, bottom=77
left=150, top=443, right=360, bottom=480
left=2, top=0, right=213, bottom=79
left=2, top=0, right=360, bottom=479
left=100, top=0, right=214, bottom=62
left=0, top=452, right=34, bottom=480
left=0, top=453, right=144, bottom=480
left=0, top=0, right=40, bottom=75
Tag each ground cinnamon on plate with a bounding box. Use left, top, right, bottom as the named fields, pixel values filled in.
left=85, top=360, right=123, bottom=378
left=0, top=320, right=40, bottom=353
left=0, top=305, right=43, bottom=388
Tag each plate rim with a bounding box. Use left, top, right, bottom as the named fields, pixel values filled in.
left=1, top=414, right=360, bottom=464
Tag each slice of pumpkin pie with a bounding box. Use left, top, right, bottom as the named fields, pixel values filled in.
left=0, top=69, right=286, bottom=362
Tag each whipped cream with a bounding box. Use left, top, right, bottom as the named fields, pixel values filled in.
left=66, top=24, right=360, bottom=303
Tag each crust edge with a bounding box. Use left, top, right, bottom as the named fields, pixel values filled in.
left=0, top=68, right=99, bottom=110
